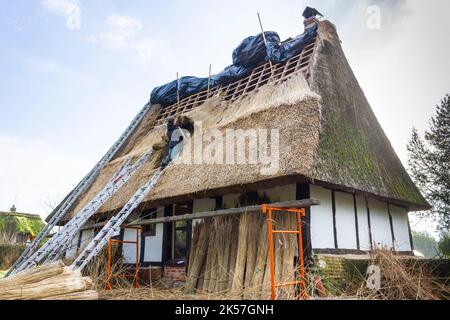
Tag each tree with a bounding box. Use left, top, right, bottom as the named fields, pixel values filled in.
left=407, top=94, right=450, bottom=235
left=412, top=231, right=439, bottom=259
left=438, top=234, right=450, bottom=259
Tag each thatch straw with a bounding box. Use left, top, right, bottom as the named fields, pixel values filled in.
left=62, top=73, right=321, bottom=220
left=0, top=261, right=64, bottom=288
left=186, top=221, right=210, bottom=292
left=231, top=212, right=250, bottom=294
left=215, top=217, right=232, bottom=292
left=0, top=274, right=93, bottom=300
left=40, top=290, right=99, bottom=300
left=346, top=249, right=449, bottom=300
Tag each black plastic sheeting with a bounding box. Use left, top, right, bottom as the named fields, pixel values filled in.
left=266, top=24, right=318, bottom=63
left=150, top=24, right=317, bottom=107
left=210, top=65, right=253, bottom=86
left=150, top=76, right=217, bottom=107
left=232, top=31, right=280, bottom=68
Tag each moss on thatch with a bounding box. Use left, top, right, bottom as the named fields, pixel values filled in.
left=310, top=21, right=429, bottom=209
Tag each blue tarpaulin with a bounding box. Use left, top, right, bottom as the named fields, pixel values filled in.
left=150, top=24, right=317, bottom=107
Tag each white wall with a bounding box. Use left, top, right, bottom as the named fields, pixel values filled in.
left=334, top=191, right=357, bottom=249
left=390, top=204, right=412, bottom=251
left=369, top=198, right=393, bottom=249
left=355, top=194, right=371, bottom=250
left=310, top=185, right=335, bottom=249
left=143, top=207, right=164, bottom=263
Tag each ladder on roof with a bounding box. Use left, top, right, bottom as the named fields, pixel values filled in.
left=12, top=149, right=155, bottom=275
left=71, top=165, right=167, bottom=272
left=6, top=103, right=152, bottom=277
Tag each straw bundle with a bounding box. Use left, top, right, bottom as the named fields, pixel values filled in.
left=0, top=261, right=64, bottom=288
left=185, top=210, right=300, bottom=299
left=40, top=290, right=99, bottom=300
left=349, top=250, right=449, bottom=300
left=185, top=221, right=210, bottom=292
left=0, top=261, right=98, bottom=300
left=231, top=212, right=250, bottom=294
left=215, top=217, right=233, bottom=292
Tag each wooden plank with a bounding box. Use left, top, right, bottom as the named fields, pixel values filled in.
left=80, top=199, right=320, bottom=231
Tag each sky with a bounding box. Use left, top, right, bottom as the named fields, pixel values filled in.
left=0, top=0, right=448, bottom=237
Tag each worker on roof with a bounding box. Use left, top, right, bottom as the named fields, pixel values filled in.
left=159, top=115, right=194, bottom=167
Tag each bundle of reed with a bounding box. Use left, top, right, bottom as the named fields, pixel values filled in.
left=185, top=211, right=300, bottom=299
left=349, top=249, right=449, bottom=300
left=0, top=261, right=98, bottom=300
left=185, top=220, right=210, bottom=292
left=0, top=261, right=65, bottom=288
left=40, top=290, right=99, bottom=300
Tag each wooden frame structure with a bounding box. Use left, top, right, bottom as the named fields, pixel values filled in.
left=262, top=204, right=307, bottom=300
left=106, top=226, right=142, bottom=291
left=80, top=199, right=320, bottom=231
left=155, top=37, right=318, bottom=126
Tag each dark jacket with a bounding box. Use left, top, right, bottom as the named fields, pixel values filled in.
left=167, top=120, right=180, bottom=149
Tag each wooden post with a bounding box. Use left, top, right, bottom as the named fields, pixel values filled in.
left=176, top=72, right=180, bottom=108
left=106, top=238, right=112, bottom=291
left=135, top=228, right=140, bottom=288
left=257, top=12, right=274, bottom=78
left=207, top=64, right=212, bottom=97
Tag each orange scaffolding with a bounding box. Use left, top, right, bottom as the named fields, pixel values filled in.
left=106, top=226, right=142, bottom=291
left=262, top=204, right=308, bottom=300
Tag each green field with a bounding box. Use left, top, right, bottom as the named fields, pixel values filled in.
left=0, top=270, right=7, bottom=278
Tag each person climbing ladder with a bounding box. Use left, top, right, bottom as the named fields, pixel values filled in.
left=160, top=115, right=194, bottom=167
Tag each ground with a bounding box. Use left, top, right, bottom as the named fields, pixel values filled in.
left=99, top=288, right=234, bottom=300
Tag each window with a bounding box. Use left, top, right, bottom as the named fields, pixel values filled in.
left=172, top=204, right=191, bottom=261
left=140, top=209, right=157, bottom=237
left=174, top=220, right=187, bottom=259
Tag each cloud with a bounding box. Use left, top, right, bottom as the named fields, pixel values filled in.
left=41, top=0, right=81, bottom=30
left=88, top=14, right=157, bottom=64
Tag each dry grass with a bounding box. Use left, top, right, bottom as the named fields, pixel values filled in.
left=81, top=246, right=132, bottom=291
left=341, top=250, right=449, bottom=300
left=100, top=263, right=309, bottom=301
left=99, top=249, right=449, bottom=300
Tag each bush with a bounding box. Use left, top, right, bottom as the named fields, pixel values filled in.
left=0, top=244, right=26, bottom=269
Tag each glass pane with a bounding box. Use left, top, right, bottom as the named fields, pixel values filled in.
left=174, top=229, right=187, bottom=259
left=175, top=220, right=187, bottom=228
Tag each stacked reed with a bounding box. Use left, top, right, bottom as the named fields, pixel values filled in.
left=186, top=211, right=299, bottom=299
left=0, top=261, right=98, bottom=300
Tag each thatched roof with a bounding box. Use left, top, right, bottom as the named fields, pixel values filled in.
left=49, top=20, right=429, bottom=223
left=309, top=21, right=429, bottom=211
